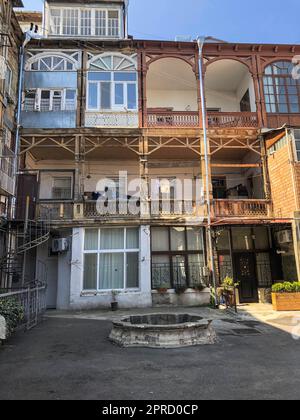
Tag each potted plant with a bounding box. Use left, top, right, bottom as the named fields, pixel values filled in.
left=272, top=282, right=300, bottom=311
left=111, top=290, right=120, bottom=312
left=174, top=285, right=187, bottom=295
left=220, top=276, right=239, bottom=308
left=157, top=283, right=169, bottom=294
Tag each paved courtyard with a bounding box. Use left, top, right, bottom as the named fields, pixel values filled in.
left=0, top=306, right=300, bottom=400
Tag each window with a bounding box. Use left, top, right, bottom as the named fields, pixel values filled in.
left=23, top=89, right=77, bottom=112
left=264, top=61, right=300, bottom=114
left=151, top=227, right=206, bottom=289
left=27, top=55, right=77, bottom=71
left=49, top=7, right=120, bottom=37
left=294, top=129, right=300, bottom=161
left=52, top=177, right=72, bottom=199
left=4, top=65, right=12, bottom=95
left=87, top=54, right=138, bottom=112
left=83, top=228, right=140, bottom=291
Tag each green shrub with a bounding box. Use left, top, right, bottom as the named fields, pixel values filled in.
left=0, top=298, right=24, bottom=334
left=221, top=276, right=239, bottom=290
left=272, top=282, right=300, bottom=293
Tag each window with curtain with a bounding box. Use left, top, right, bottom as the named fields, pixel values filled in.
left=264, top=61, right=300, bottom=114
left=83, top=228, right=140, bottom=291
left=151, top=227, right=206, bottom=289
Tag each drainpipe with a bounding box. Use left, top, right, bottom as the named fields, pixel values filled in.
left=124, top=0, right=129, bottom=39
left=197, top=36, right=218, bottom=307
left=14, top=27, right=42, bottom=215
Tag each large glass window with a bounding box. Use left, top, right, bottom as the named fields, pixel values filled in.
left=264, top=61, right=300, bottom=114
left=151, top=227, right=207, bottom=289
left=49, top=7, right=120, bottom=37
left=87, top=71, right=137, bottom=111
left=83, top=228, right=140, bottom=291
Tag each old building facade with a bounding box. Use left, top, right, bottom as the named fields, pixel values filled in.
left=0, top=0, right=23, bottom=284
left=14, top=0, right=300, bottom=309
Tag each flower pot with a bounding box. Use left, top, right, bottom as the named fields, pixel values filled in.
left=111, top=302, right=119, bottom=312
left=272, top=292, right=300, bottom=311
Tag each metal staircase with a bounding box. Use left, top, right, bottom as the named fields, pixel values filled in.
left=0, top=204, right=51, bottom=288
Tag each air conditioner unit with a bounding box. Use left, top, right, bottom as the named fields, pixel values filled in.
left=52, top=238, right=69, bottom=253
left=277, top=230, right=293, bottom=245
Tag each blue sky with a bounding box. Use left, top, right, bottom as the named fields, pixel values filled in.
left=21, top=0, right=300, bottom=44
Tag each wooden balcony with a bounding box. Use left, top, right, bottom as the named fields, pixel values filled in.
left=213, top=199, right=271, bottom=219
left=147, top=110, right=199, bottom=128
left=146, top=110, right=259, bottom=129
left=36, top=199, right=206, bottom=223
left=208, top=112, right=259, bottom=128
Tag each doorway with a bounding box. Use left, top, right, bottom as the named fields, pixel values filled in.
left=234, top=253, right=258, bottom=303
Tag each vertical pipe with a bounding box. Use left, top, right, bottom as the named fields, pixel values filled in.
left=124, top=0, right=129, bottom=39
left=197, top=37, right=218, bottom=306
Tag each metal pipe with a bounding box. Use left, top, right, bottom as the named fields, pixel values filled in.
left=124, top=0, right=129, bottom=39
left=197, top=36, right=218, bottom=307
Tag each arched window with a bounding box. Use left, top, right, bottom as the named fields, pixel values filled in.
left=87, top=54, right=138, bottom=111
left=263, top=61, right=300, bottom=113
left=26, top=54, right=78, bottom=71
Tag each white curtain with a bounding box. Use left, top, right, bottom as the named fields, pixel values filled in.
left=187, top=228, right=204, bottom=251
left=84, top=229, right=98, bottom=250
left=126, top=253, right=139, bottom=288
left=100, top=228, right=124, bottom=250
left=83, top=254, right=97, bottom=290
left=152, top=227, right=169, bottom=252
left=126, top=228, right=139, bottom=249
left=170, top=227, right=186, bottom=251
left=99, top=253, right=124, bottom=289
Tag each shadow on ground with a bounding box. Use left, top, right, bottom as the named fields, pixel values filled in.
left=0, top=308, right=300, bottom=400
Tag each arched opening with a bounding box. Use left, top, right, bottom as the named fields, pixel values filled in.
left=205, top=59, right=256, bottom=115
left=146, top=58, right=198, bottom=127
left=263, top=60, right=299, bottom=114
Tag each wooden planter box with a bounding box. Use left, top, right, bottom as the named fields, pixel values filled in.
left=272, top=292, right=300, bottom=311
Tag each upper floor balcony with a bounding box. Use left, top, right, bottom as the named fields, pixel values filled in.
left=44, top=0, right=127, bottom=40
left=205, top=59, right=259, bottom=129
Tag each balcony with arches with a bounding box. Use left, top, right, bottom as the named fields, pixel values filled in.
left=204, top=59, right=259, bottom=129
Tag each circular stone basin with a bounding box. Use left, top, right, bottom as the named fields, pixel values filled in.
left=109, top=313, right=217, bottom=348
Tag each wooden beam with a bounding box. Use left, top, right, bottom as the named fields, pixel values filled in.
left=211, top=163, right=261, bottom=168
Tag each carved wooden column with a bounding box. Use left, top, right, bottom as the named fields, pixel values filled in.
left=251, top=55, right=263, bottom=128
left=141, top=51, right=148, bottom=128
left=74, top=135, right=85, bottom=202
left=139, top=136, right=149, bottom=217
left=256, top=53, right=268, bottom=127
left=79, top=49, right=88, bottom=128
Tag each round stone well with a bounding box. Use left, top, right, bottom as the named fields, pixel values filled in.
left=109, top=313, right=217, bottom=348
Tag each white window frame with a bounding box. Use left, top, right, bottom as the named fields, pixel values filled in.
left=49, top=7, right=121, bottom=38
left=52, top=176, right=73, bottom=200
left=294, top=129, right=300, bottom=161
left=86, top=72, right=138, bottom=112
left=28, top=55, right=76, bottom=71
left=23, top=89, right=77, bottom=112
left=5, top=65, right=12, bottom=96
left=82, top=228, right=140, bottom=292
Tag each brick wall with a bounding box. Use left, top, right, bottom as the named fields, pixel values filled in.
left=267, top=141, right=298, bottom=219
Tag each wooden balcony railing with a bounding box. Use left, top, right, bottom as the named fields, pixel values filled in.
left=213, top=199, right=271, bottom=218
left=208, top=112, right=259, bottom=128
left=36, top=200, right=205, bottom=221
left=147, top=111, right=199, bottom=128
